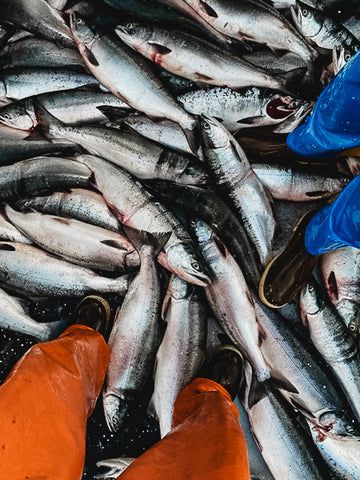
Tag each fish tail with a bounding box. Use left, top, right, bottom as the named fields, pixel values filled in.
left=123, top=225, right=171, bottom=257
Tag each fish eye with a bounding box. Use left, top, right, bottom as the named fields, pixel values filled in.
left=76, top=17, right=83, bottom=25
left=346, top=425, right=356, bottom=434
left=126, top=23, right=135, bottom=32
left=302, top=8, right=308, bottom=16
left=191, top=261, right=201, bottom=271
left=349, top=323, right=357, bottom=332
left=1, top=113, right=9, bottom=119
left=203, top=122, right=211, bottom=131
left=345, top=52, right=351, bottom=61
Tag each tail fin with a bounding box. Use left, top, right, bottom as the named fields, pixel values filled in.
left=122, top=225, right=171, bottom=257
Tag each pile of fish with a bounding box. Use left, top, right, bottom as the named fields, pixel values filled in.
left=1, top=0, right=360, bottom=478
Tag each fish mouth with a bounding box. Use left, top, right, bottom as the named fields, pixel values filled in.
left=266, top=97, right=296, bottom=120
left=181, top=269, right=211, bottom=287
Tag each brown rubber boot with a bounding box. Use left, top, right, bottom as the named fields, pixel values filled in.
left=73, top=295, right=111, bottom=339
left=258, top=210, right=320, bottom=309
left=202, top=345, right=244, bottom=400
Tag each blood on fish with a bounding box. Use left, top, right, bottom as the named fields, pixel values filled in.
left=266, top=97, right=294, bottom=119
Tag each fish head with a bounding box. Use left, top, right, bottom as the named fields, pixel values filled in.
left=102, top=393, right=128, bottom=433
left=0, top=102, right=34, bottom=130
left=291, top=1, right=322, bottom=39
left=332, top=46, right=353, bottom=76
left=266, top=95, right=304, bottom=121
left=70, top=12, right=96, bottom=47
left=199, top=114, right=229, bottom=149
left=300, top=280, right=324, bottom=321
left=159, top=242, right=211, bottom=287
left=176, top=164, right=209, bottom=186
left=115, top=22, right=152, bottom=47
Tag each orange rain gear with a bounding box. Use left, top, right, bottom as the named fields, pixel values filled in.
left=0, top=325, right=110, bottom=480
left=0, top=326, right=250, bottom=480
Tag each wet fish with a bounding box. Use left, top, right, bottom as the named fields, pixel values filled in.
left=46, top=0, right=68, bottom=9
left=0, top=69, right=100, bottom=102
left=35, top=106, right=207, bottom=184
left=0, top=89, right=130, bottom=131
left=200, top=115, right=275, bottom=267
left=0, top=23, right=15, bottom=50
left=243, top=51, right=306, bottom=75
left=178, top=87, right=309, bottom=132
left=252, top=163, right=349, bottom=201
left=180, top=0, right=317, bottom=61
left=272, top=101, right=314, bottom=133
left=300, top=278, right=360, bottom=423
left=321, top=247, right=360, bottom=336
left=332, top=45, right=352, bottom=75
left=77, top=154, right=211, bottom=286
left=115, top=23, right=303, bottom=92
left=95, top=457, right=135, bottom=479
left=0, top=138, right=77, bottom=164
left=16, top=188, right=120, bottom=232
left=243, top=362, right=329, bottom=480
left=70, top=13, right=199, bottom=154
left=253, top=295, right=359, bottom=437
left=149, top=275, right=206, bottom=437
left=0, top=211, right=31, bottom=244
left=0, top=287, right=67, bottom=341
left=0, top=241, right=131, bottom=297
left=0, top=38, right=85, bottom=71
left=0, top=0, right=75, bottom=48
left=103, top=229, right=169, bottom=432
left=192, top=219, right=271, bottom=382
left=291, top=1, right=360, bottom=52
left=4, top=205, right=140, bottom=273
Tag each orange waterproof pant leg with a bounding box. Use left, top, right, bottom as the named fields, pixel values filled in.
left=0, top=325, right=109, bottom=480
left=117, top=378, right=250, bottom=480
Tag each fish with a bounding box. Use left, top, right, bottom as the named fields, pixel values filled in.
left=180, top=0, right=317, bottom=61
left=4, top=204, right=140, bottom=273
left=46, top=0, right=68, bottom=9
left=291, top=1, right=360, bottom=52
left=115, top=22, right=305, bottom=92
left=145, top=180, right=262, bottom=288
left=178, top=87, right=310, bottom=132
left=149, top=274, right=206, bottom=437
left=0, top=138, right=77, bottom=164
left=0, top=210, right=31, bottom=244
left=243, top=362, right=330, bottom=480
left=15, top=188, right=120, bottom=232
left=332, top=45, right=352, bottom=75
left=0, top=156, right=92, bottom=201
left=103, top=228, right=170, bottom=432
left=300, top=277, right=360, bottom=423
left=200, top=114, right=275, bottom=267
left=35, top=102, right=207, bottom=184
left=0, top=0, right=75, bottom=48
left=0, top=241, right=131, bottom=297
left=253, top=295, right=360, bottom=437
left=77, top=154, right=211, bottom=286
left=0, top=37, right=86, bottom=71
left=0, top=69, right=101, bottom=102
left=70, top=13, right=199, bottom=155
left=0, top=89, right=130, bottom=131
left=0, top=23, right=15, bottom=50
left=243, top=50, right=307, bottom=75
left=320, top=246, right=360, bottom=336
left=0, top=287, right=67, bottom=341
left=191, top=219, right=271, bottom=383
left=95, top=457, right=135, bottom=479
left=252, top=163, right=350, bottom=201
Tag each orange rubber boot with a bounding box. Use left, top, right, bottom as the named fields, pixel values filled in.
left=0, top=325, right=109, bottom=480
left=117, top=378, right=250, bottom=480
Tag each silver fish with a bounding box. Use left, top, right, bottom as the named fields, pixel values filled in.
left=37, top=105, right=207, bottom=184
left=0, top=138, right=76, bottom=164
left=0, top=241, right=131, bottom=297
left=16, top=188, right=120, bottom=232
left=46, top=0, right=68, bottom=9
left=200, top=115, right=275, bottom=267
left=0, top=0, right=75, bottom=48
left=0, top=212, right=31, bottom=244
left=252, top=163, right=349, bottom=201
left=243, top=362, right=329, bottom=480
left=149, top=275, right=206, bottom=437
left=291, top=1, right=360, bottom=52
left=77, top=154, right=211, bottom=287
left=178, top=87, right=309, bottom=132
left=320, top=247, right=360, bottom=336
left=182, top=0, right=317, bottom=61
left=115, top=23, right=300, bottom=92
left=332, top=45, right=352, bottom=75
left=243, top=51, right=306, bottom=75
left=4, top=205, right=139, bottom=273
left=103, top=229, right=169, bottom=432
left=0, top=38, right=85, bottom=71
left=0, top=287, right=67, bottom=341
left=0, top=89, right=130, bottom=131
left=192, top=220, right=270, bottom=382
left=70, top=14, right=198, bottom=154
left=0, top=69, right=100, bottom=102
left=0, top=156, right=92, bottom=201
left=95, top=458, right=135, bottom=480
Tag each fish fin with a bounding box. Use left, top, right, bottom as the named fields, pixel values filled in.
left=115, top=91, right=132, bottom=107
left=147, top=395, right=158, bottom=419
left=122, top=225, right=171, bottom=256
left=199, top=0, right=218, bottom=17
left=257, top=322, right=266, bottom=346
left=79, top=44, right=99, bottom=66
left=183, top=126, right=200, bottom=156
left=247, top=374, right=268, bottom=409
left=24, top=130, right=48, bottom=141
left=237, top=116, right=264, bottom=125
left=161, top=293, right=171, bottom=321
left=327, top=271, right=338, bottom=301
left=270, top=370, right=299, bottom=394
left=279, top=67, right=307, bottom=94
left=147, top=42, right=172, bottom=55
left=194, top=72, right=213, bottom=82
left=34, top=104, right=63, bottom=139
left=212, top=233, right=227, bottom=257
left=96, top=106, right=130, bottom=121
left=100, top=239, right=127, bottom=251
left=0, top=243, right=16, bottom=251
